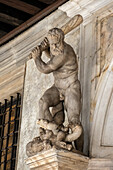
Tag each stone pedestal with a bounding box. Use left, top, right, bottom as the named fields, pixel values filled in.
left=25, top=149, right=89, bottom=170
left=88, top=158, right=113, bottom=170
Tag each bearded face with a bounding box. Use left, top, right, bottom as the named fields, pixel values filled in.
left=47, top=28, right=65, bottom=55
left=47, top=34, right=60, bottom=45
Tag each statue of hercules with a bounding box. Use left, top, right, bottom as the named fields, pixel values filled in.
left=30, top=28, right=82, bottom=143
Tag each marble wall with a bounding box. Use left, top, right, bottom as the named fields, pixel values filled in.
left=90, top=13, right=113, bottom=158
left=16, top=59, right=54, bottom=170
left=59, top=0, right=113, bottom=156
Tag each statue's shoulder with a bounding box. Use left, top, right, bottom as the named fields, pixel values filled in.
left=64, top=42, right=75, bottom=54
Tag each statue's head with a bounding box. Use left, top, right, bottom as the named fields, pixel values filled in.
left=47, top=28, right=64, bottom=44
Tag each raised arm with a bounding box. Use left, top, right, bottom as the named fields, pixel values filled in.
left=31, top=46, right=65, bottom=74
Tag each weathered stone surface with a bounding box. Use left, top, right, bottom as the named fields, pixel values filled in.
left=17, top=59, right=54, bottom=170
left=90, top=12, right=113, bottom=158
left=90, top=57, right=113, bottom=157
left=25, top=148, right=89, bottom=170
left=88, top=158, right=113, bottom=170
left=99, top=14, right=113, bottom=73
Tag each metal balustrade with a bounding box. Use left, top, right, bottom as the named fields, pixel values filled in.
left=0, top=93, right=21, bottom=170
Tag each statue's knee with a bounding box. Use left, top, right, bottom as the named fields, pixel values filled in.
left=39, top=98, right=43, bottom=107
left=39, top=97, right=49, bottom=110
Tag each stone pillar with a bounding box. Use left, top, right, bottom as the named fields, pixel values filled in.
left=17, top=59, right=54, bottom=170
left=25, top=149, right=89, bottom=170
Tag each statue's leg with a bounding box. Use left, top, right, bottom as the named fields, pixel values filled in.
left=52, top=101, right=65, bottom=125
left=39, top=85, right=60, bottom=121
left=65, top=80, right=81, bottom=126
left=65, top=80, right=83, bottom=143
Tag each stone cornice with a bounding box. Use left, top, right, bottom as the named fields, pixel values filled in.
left=59, top=0, right=113, bottom=24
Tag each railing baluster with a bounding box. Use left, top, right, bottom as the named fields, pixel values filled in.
left=11, top=93, right=20, bottom=169
left=3, top=96, right=13, bottom=170
left=0, top=99, right=7, bottom=168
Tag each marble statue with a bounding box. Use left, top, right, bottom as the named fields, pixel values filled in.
left=26, top=27, right=83, bottom=157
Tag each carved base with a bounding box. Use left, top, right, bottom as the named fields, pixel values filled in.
left=88, top=158, right=113, bottom=170
left=25, top=148, right=89, bottom=170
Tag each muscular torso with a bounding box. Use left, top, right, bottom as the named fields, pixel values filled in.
left=35, top=42, right=78, bottom=90
left=52, top=43, right=78, bottom=89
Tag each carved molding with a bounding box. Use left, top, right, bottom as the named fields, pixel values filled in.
left=75, top=2, right=113, bottom=155
left=88, top=158, right=113, bottom=169
left=59, top=0, right=113, bottom=25
left=25, top=149, right=89, bottom=170
left=90, top=57, right=113, bottom=157
left=89, top=6, right=113, bottom=157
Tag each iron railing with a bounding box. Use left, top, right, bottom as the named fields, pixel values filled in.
left=0, top=93, right=21, bottom=170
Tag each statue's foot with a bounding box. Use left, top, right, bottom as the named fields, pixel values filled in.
left=37, top=119, right=49, bottom=129
left=66, top=144, right=73, bottom=151
left=55, top=141, right=72, bottom=151
left=37, top=119, right=59, bottom=135
left=43, top=140, right=52, bottom=150
left=65, top=124, right=82, bottom=142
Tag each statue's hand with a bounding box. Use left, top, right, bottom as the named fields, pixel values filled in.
left=40, top=37, right=49, bottom=51
left=28, top=46, right=42, bottom=60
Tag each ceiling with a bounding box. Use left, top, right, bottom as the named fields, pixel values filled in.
left=0, top=0, right=68, bottom=46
